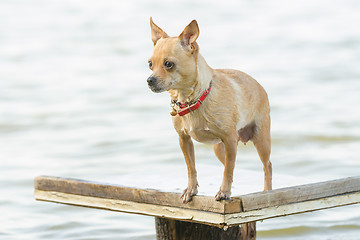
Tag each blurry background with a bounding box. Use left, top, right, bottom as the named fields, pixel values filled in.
left=0, top=0, right=359, bottom=239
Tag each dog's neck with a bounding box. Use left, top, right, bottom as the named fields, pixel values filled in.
left=169, top=54, right=213, bottom=104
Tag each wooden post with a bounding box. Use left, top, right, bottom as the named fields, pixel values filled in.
left=34, top=176, right=360, bottom=239
left=239, top=222, right=256, bottom=240
left=155, top=217, right=251, bottom=240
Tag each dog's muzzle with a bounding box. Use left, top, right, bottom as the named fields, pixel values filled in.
left=147, top=76, right=157, bottom=85
left=147, top=76, right=164, bottom=93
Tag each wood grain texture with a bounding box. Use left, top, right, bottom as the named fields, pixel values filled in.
left=225, top=192, right=360, bottom=225
left=34, top=175, right=360, bottom=226
left=35, top=176, right=241, bottom=214
left=35, top=190, right=226, bottom=226
left=236, top=176, right=360, bottom=211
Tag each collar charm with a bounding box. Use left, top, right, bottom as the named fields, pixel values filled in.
left=170, top=103, right=178, bottom=116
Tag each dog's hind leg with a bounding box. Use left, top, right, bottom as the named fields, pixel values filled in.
left=213, top=142, right=225, bottom=165
left=253, top=121, right=272, bottom=191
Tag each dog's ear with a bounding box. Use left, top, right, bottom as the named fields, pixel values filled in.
left=179, top=20, right=199, bottom=54
left=150, top=17, right=168, bottom=46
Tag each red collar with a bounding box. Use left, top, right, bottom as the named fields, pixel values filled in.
left=171, top=81, right=213, bottom=116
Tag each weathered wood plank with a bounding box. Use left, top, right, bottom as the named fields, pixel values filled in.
left=226, top=192, right=360, bottom=225
left=236, top=176, right=360, bottom=211
left=34, top=175, right=360, bottom=227
left=35, top=190, right=226, bottom=226
left=35, top=176, right=241, bottom=214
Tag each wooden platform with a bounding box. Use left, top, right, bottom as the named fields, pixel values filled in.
left=34, top=175, right=360, bottom=227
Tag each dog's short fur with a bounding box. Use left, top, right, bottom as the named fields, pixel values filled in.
left=147, top=18, right=272, bottom=203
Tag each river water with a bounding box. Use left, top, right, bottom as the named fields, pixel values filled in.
left=1, top=0, right=359, bottom=239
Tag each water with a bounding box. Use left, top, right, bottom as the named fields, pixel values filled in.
left=1, top=0, right=359, bottom=239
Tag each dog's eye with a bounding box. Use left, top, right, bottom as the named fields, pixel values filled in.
left=164, top=61, right=174, bottom=70
left=148, top=61, right=153, bottom=69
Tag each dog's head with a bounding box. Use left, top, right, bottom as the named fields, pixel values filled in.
left=147, top=18, right=200, bottom=93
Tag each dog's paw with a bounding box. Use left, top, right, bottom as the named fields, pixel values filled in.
left=181, top=187, right=198, bottom=203
left=215, top=190, right=231, bottom=201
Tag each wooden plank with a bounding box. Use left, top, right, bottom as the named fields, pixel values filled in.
left=236, top=176, right=360, bottom=211
left=35, top=190, right=225, bottom=226
left=226, top=192, right=360, bottom=225
left=34, top=175, right=360, bottom=227
left=35, top=176, right=241, bottom=214
left=35, top=189, right=360, bottom=227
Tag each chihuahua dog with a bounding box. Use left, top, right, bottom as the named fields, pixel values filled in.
left=147, top=18, right=272, bottom=203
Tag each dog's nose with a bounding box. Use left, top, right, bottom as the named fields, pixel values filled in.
left=147, top=76, right=157, bottom=85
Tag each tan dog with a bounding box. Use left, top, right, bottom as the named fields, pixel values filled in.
left=147, top=18, right=272, bottom=203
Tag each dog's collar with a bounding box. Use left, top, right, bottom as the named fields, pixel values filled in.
left=170, top=81, right=213, bottom=116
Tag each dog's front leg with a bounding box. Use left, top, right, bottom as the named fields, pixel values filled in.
left=215, top=135, right=238, bottom=201
left=178, top=132, right=198, bottom=203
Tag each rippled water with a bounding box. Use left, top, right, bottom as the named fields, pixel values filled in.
left=1, top=0, right=359, bottom=239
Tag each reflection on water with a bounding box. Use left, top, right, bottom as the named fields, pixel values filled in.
left=0, top=0, right=359, bottom=239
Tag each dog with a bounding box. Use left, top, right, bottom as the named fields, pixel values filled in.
left=147, top=18, right=272, bottom=203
